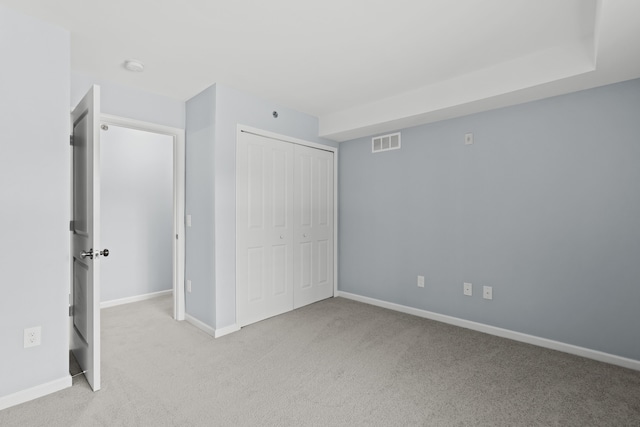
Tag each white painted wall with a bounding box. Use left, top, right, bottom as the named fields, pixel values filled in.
left=0, top=5, right=71, bottom=401
left=71, top=72, right=185, bottom=130
left=100, top=125, right=174, bottom=303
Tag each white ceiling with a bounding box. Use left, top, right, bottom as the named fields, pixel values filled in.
left=2, top=0, right=639, bottom=141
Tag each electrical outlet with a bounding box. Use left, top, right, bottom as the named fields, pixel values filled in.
left=463, top=282, right=472, bottom=296
left=465, top=132, right=474, bottom=145
left=24, top=326, right=41, bottom=348
left=417, top=276, right=425, bottom=288
left=187, top=280, right=192, bottom=293
left=483, top=286, right=493, bottom=300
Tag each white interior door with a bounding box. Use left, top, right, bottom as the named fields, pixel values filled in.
left=237, top=132, right=294, bottom=327
left=293, top=145, right=334, bottom=308
left=70, top=85, right=101, bottom=391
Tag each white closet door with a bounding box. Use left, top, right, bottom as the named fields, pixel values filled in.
left=293, top=145, right=334, bottom=308
left=237, top=132, right=294, bottom=327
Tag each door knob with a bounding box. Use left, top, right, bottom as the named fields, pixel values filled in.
left=80, top=248, right=109, bottom=259
left=80, top=249, right=94, bottom=259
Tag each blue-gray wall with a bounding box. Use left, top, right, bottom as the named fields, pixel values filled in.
left=185, top=86, right=217, bottom=326
left=339, top=78, right=640, bottom=361
left=0, top=5, right=71, bottom=399
left=185, top=83, right=337, bottom=329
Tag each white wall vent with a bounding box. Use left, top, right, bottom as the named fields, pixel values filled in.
left=372, top=132, right=401, bottom=153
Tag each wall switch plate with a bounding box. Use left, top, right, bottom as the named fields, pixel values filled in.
left=465, top=133, right=474, bottom=145
left=417, top=276, right=425, bottom=288
left=483, top=286, right=493, bottom=300
left=463, top=282, right=472, bottom=296
left=186, top=215, right=192, bottom=227
left=187, top=280, right=192, bottom=293
left=24, top=326, right=41, bottom=348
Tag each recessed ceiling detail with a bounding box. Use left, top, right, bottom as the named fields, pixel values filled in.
left=1, top=0, right=638, bottom=141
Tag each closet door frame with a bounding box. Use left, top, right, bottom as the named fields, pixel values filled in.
left=235, top=125, right=338, bottom=327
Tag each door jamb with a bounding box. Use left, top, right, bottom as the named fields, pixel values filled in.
left=235, top=124, right=338, bottom=329
left=100, top=114, right=186, bottom=320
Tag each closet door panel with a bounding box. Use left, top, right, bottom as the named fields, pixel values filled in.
left=294, top=145, right=334, bottom=309
left=237, top=132, right=294, bottom=327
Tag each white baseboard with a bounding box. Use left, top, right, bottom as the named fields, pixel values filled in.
left=185, top=314, right=216, bottom=337
left=215, top=323, right=241, bottom=338
left=0, top=375, right=71, bottom=411
left=184, top=314, right=240, bottom=339
left=337, top=291, right=640, bottom=372
left=101, top=289, right=172, bottom=309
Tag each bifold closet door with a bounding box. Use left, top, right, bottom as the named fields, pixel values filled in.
left=293, top=145, right=334, bottom=309
left=237, top=131, right=334, bottom=327
left=237, top=132, right=294, bottom=327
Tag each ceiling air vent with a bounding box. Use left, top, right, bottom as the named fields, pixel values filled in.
left=372, top=132, right=401, bottom=153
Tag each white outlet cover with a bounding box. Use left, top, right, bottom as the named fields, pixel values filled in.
left=187, top=279, right=192, bottom=293
left=186, top=215, right=192, bottom=227
left=417, top=276, right=425, bottom=288
left=24, top=326, right=41, bottom=348
left=465, top=133, right=474, bottom=145
left=463, top=282, right=472, bottom=296
left=483, top=286, right=493, bottom=300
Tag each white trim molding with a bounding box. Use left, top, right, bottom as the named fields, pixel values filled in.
left=185, top=314, right=216, bottom=337
left=185, top=314, right=241, bottom=339
left=0, top=376, right=71, bottom=411
left=100, top=290, right=172, bottom=309
left=214, top=324, right=241, bottom=338
left=337, top=291, right=640, bottom=372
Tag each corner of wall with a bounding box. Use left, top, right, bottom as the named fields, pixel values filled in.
left=184, top=84, right=217, bottom=328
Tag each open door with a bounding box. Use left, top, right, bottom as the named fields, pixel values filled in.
left=70, top=85, right=102, bottom=391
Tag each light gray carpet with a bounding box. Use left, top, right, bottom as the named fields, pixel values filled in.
left=1, top=295, right=639, bottom=426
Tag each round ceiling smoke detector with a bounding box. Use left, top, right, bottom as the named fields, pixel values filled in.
left=124, top=60, right=144, bottom=72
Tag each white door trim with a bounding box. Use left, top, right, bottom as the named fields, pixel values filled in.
left=101, top=114, right=186, bottom=321
left=235, top=124, right=338, bottom=328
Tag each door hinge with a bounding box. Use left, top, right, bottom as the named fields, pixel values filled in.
left=69, top=306, right=73, bottom=316
left=176, top=234, right=178, bottom=240
left=70, top=220, right=74, bottom=231
left=70, top=135, right=74, bottom=146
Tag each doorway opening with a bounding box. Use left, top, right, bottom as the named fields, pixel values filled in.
left=68, top=104, right=185, bottom=389
left=100, top=123, right=173, bottom=305
left=99, top=114, right=185, bottom=320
